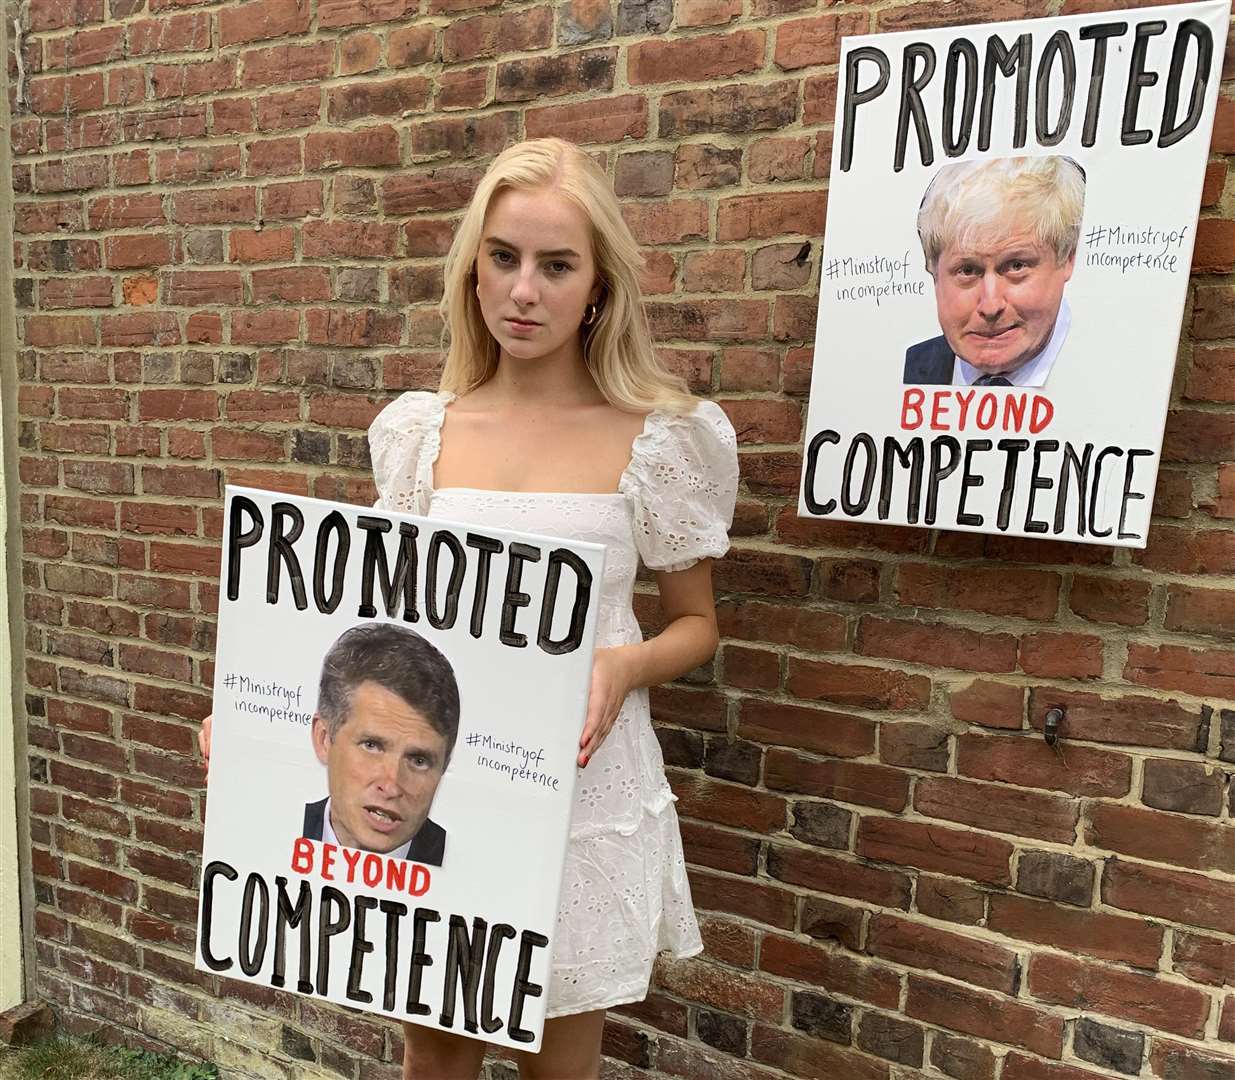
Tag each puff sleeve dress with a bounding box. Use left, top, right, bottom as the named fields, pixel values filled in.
left=368, top=390, right=739, bottom=1017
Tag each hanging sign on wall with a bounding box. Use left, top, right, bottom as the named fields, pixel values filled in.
left=798, top=0, right=1230, bottom=547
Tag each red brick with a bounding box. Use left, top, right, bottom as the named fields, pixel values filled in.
left=1186, top=347, right=1235, bottom=403
left=858, top=817, right=1012, bottom=885
left=905, top=975, right=1063, bottom=1058
left=688, top=869, right=795, bottom=929
left=1174, top=932, right=1235, bottom=988
left=681, top=249, right=745, bottom=293
left=1091, top=849, right=1195, bottom=923
left=718, top=191, right=826, bottom=242
left=896, top=563, right=1061, bottom=620
left=988, top=893, right=1162, bottom=968
left=736, top=700, right=873, bottom=758
left=766, top=844, right=911, bottom=909
left=317, top=0, right=415, bottom=27
left=218, top=0, right=312, bottom=47
left=1068, top=574, right=1151, bottom=626
left=138, top=389, right=217, bottom=422
left=1028, top=688, right=1204, bottom=751
left=722, top=645, right=778, bottom=690
left=621, top=200, right=708, bottom=245
left=656, top=957, right=783, bottom=1022
left=750, top=1025, right=889, bottom=1079
left=1028, top=952, right=1208, bottom=1037
left=382, top=166, right=484, bottom=213
left=713, top=546, right=812, bottom=596
left=1087, top=802, right=1235, bottom=874
left=495, top=49, right=616, bottom=103
left=1018, top=632, right=1103, bottom=679
left=671, top=771, right=786, bottom=833
left=1149, top=1041, right=1235, bottom=1080
left=949, top=680, right=1025, bottom=730
left=868, top=913, right=1018, bottom=993
left=1002, top=1055, right=1114, bottom=1080
left=915, top=776, right=1077, bottom=843
left=719, top=399, right=802, bottom=447
left=787, top=657, right=930, bottom=711
left=766, top=750, right=908, bottom=812
left=659, top=82, right=798, bottom=138
left=1193, top=218, right=1235, bottom=273
left=857, top=615, right=1017, bottom=673
left=679, top=821, right=758, bottom=876
left=1167, top=584, right=1235, bottom=638
left=774, top=13, right=868, bottom=69
left=629, top=30, right=764, bottom=85
left=956, top=732, right=1131, bottom=798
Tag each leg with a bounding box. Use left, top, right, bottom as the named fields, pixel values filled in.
left=402, top=1022, right=487, bottom=1080
left=516, top=1010, right=606, bottom=1080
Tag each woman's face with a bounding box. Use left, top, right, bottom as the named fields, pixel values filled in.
left=474, top=185, right=601, bottom=367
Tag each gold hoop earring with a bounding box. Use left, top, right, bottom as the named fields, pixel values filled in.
left=582, top=302, right=599, bottom=326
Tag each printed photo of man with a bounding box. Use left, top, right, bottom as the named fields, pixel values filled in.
left=904, top=155, right=1086, bottom=387
left=304, top=622, right=460, bottom=867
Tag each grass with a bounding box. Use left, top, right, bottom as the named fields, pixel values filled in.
left=0, top=1036, right=218, bottom=1080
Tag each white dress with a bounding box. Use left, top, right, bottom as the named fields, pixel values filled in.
left=367, top=390, right=739, bottom=1017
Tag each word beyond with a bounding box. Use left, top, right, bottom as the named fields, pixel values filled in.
left=225, top=496, right=592, bottom=654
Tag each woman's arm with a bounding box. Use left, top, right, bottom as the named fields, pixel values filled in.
left=578, top=559, right=719, bottom=766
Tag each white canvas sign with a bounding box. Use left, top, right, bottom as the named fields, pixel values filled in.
left=798, top=0, right=1230, bottom=547
left=195, top=487, right=604, bottom=1051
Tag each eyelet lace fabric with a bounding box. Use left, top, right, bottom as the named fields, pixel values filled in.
left=368, top=390, right=738, bottom=1017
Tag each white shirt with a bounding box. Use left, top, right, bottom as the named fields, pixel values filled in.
left=321, top=797, right=414, bottom=861
left=953, top=298, right=1071, bottom=388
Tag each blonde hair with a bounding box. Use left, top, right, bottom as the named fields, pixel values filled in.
left=439, top=138, right=694, bottom=413
left=917, top=156, right=1086, bottom=273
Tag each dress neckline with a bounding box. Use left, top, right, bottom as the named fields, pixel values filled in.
left=426, top=390, right=661, bottom=501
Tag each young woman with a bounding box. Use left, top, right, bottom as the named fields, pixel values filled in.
left=205, top=137, right=738, bottom=1078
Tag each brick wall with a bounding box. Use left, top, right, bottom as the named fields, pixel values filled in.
left=8, top=0, right=1235, bottom=1075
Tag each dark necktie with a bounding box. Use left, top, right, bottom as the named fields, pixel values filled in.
left=974, top=374, right=1012, bottom=386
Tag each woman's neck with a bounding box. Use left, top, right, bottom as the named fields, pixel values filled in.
left=480, top=344, right=605, bottom=409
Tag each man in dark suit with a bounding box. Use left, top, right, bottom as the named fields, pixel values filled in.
left=904, top=156, right=1085, bottom=387
left=305, top=623, right=460, bottom=867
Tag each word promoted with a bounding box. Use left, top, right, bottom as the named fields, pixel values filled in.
left=467, top=733, right=559, bottom=791
left=223, top=674, right=311, bottom=726
left=225, top=496, right=593, bottom=655
left=200, top=849, right=549, bottom=1044
left=839, top=16, right=1216, bottom=172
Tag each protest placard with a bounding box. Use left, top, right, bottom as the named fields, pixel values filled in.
left=196, top=487, right=604, bottom=1052
left=798, top=0, right=1230, bottom=547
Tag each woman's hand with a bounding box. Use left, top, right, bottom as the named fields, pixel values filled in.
left=579, top=647, right=636, bottom=767
left=198, top=713, right=213, bottom=773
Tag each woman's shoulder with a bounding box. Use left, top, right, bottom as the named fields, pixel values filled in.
left=637, top=398, right=736, bottom=456
left=622, top=397, right=738, bottom=493
left=368, top=389, right=453, bottom=441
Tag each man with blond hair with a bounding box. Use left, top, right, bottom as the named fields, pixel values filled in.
left=904, top=155, right=1086, bottom=387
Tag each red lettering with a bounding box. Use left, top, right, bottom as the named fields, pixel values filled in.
left=341, top=846, right=362, bottom=882
left=363, top=853, right=382, bottom=888
left=1003, top=395, right=1027, bottom=432
left=930, top=391, right=951, bottom=430
left=386, top=859, right=408, bottom=893
left=901, top=389, right=925, bottom=430
left=409, top=864, right=431, bottom=897
left=954, top=389, right=975, bottom=428
left=321, top=843, right=337, bottom=880
left=1029, top=395, right=1054, bottom=433
left=290, top=837, right=315, bottom=874
left=976, top=394, right=997, bottom=430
